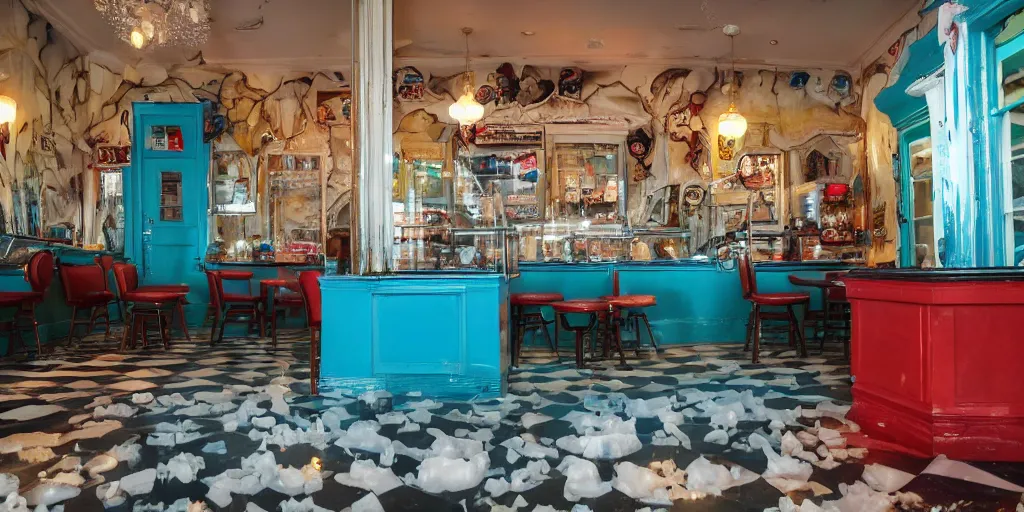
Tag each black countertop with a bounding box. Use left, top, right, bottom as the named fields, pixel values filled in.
left=846, top=268, right=1024, bottom=282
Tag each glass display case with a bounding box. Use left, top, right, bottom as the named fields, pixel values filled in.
left=394, top=142, right=450, bottom=226
left=630, top=229, right=692, bottom=261
left=266, top=151, right=326, bottom=263
left=210, top=149, right=257, bottom=215
left=461, top=148, right=544, bottom=223
left=393, top=225, right=519, bottom=276
left=550, top=141, right=624, bottom=224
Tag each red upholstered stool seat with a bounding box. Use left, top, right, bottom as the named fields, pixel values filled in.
left=551, top=300, right=608, bottom=314
left=0, top=292, right=43, bottom=306
left=223, top=293, right=260, bottom=303
left=137, top=285, right=189, bottom=294
left=750, top=292, right=809, bottom=306
left=605, top=295, right=657, bottom=308
left=218, top=270, right=255, bottom=280
left=511, top=293, right=564, bottom=306
left=122, top=291, right=186, bottom=304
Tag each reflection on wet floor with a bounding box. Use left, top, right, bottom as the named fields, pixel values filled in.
left=0, top=330, right=1019, bottom=511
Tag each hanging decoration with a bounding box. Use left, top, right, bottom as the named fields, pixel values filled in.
left=94, top=0, right=211, bottom=50
left=448, top=28, right=485, bottom=127
left=717, top=25, right=748, bottom=140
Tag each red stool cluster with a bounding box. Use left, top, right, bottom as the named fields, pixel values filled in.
left=509, top=293, right=563, bottom=367
left=113, top=263, right=190, bottom=351
left=60, top=262, right=114, bottom=344
left=0, top=251, right=54, bottom=354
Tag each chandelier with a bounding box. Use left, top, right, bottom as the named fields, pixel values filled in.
left=94, top=0, right=211, bottom=50
left=718, top=25, right=748, bottom=139
left=448, top=27, right=485, bottom=127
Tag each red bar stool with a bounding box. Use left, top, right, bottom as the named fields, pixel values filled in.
left=823, top=274, right=850, bottom=359
left=738, top=252, right=809, bottom=364
left=94, top=255, right=122, bottom=322
left=113, top=263, right=190, bottom=341
left=604, top=294, right=659, bottom=356
left=206, top=270, right=260, bottom=345
left=0, top=251, right=54, bottom=355
left=118, top=291, right=181, bottom=351
left=59, top=263, right=114, bottom=344
left=261, top=278, right=303, bottom=349
left=298, top=271, right=322, bottom=394
left=550, top=299, right=613, bottom=369
left=509, top=292, right=563, bottom=367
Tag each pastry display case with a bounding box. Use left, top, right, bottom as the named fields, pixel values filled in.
left=630, top=229, right=692, bottom=261
left=267, top=152, right=326, bottom=263
left=549, top=140, right=625, bottom=224
left=393, top=225, right=520, bottom=276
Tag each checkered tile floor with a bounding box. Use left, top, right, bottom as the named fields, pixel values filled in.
left=0, top=328, right=1019, bottom=511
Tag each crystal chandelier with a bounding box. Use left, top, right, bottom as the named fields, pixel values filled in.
left=718, top=25, right=748, bottom=139
left=448, top=28, right=485, bottom=127
left=94, top=0, right=211, bottom=50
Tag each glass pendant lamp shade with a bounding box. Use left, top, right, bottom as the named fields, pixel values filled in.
left=0, top=95, right=16, bottom=125
left=449, top=86, right=485, bottom=126
left=718, top=103, right=747, bottom=138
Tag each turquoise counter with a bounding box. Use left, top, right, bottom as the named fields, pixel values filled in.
left=319, top=272, right=508, bottom=398
left=512, top=260, right=853, bottom=346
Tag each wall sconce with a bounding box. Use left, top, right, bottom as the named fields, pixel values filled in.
left=0, top=95, right=15, bottom=125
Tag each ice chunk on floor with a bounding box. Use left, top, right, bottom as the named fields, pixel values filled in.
left=611, top=462, right=672, bottom=506
left=557, top=432, right=641, bottom=460
left=201, top=441, right=227, bottom=455
left=521, top=412, right=552, bottom=429
left=860, top=464, right=914, bottom=493
left=484, top=477, right=510, bottom=497
left=131, top=393, right=154, bottom=405
left=508, top=459, right=550, bottom=493
left=267, top=464, right=323, bottom=496
left=427, top=428, right=484, bottom=459
left=94, top=403, right=137, bottom=419
left=119, top=468, right=157, bottom=496
left=684, top=456, right=757, bottom=496
left=279, top=496, right=333, bottom=512
left=17, top=447, right=56, bottom=463
left=107, top=437, right=142, bottom=465
left=157, top=453, right=205, bottom=484
left=625, top=396, right=675, bottom=419
left=501, top=436, right=558, bottom=460
left=358, top=390, right=393, bottom=414
left=0, top=475, right=18, bottom=498
left=335, top=421, right=391, bottom=454
left=703, top=429, right=729, bottom=445
left=662, top=423, right=691, bottom=450
left=821, top=481, right=897, bottom=512
left=22, top=480, right=80, bottom=507
left=556, top=456, right=611, bottom=501
left=406, top=452, right=490, bottom=493
left=334, top=460, right=401, bottom=495
left=761, top=443, right=813, bottom=482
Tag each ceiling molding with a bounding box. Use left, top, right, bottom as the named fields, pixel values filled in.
left=394, top=56, right=857, bottom=74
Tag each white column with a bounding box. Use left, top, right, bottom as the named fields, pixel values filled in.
left=351, top=0, right=394, bottom=274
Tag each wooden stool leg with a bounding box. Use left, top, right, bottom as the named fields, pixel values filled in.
left=574, top=328, right=585, bottom=369
left=789, top=305, right=808, bottom=358
left=271, top=307, right=279, bottom=349
left=553, top=312, right=560, bottom=359
left=751, top=304, right=762, bottom=364
left=119, top=309, right=132, bottom=351
left=539, top=313, right=558, bottom=362
left=217, top=311, right=228, bottom=343
left=66, top=306, right=79, bottom=345
left=158, top=311, right=170, bottom=350
left=744, top=308, right=754, bottom=352
left=640, top=313, right=658, bottom=351
left=87, top=306, right=99, bottom=338
left=633, top=315, right=642, bottom=356
left=172, top=301, right=190, bottom=342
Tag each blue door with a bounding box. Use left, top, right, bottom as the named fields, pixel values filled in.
left=128, top=103, right=209, bottom=321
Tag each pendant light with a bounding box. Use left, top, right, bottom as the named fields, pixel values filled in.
left=0, top=95, right=15, bottom=125
left=718, top=25, right=748, bottom=139
left=448, top=27, right=485, bottom=127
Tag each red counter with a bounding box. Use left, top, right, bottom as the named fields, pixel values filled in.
left=845, top=269, right=1024, bottom=462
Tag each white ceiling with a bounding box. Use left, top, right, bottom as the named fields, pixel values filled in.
left=31, top=0, right=920, bottom=72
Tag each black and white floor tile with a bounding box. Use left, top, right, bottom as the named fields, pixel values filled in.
left=0, top=328, right=1020, bottom=512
